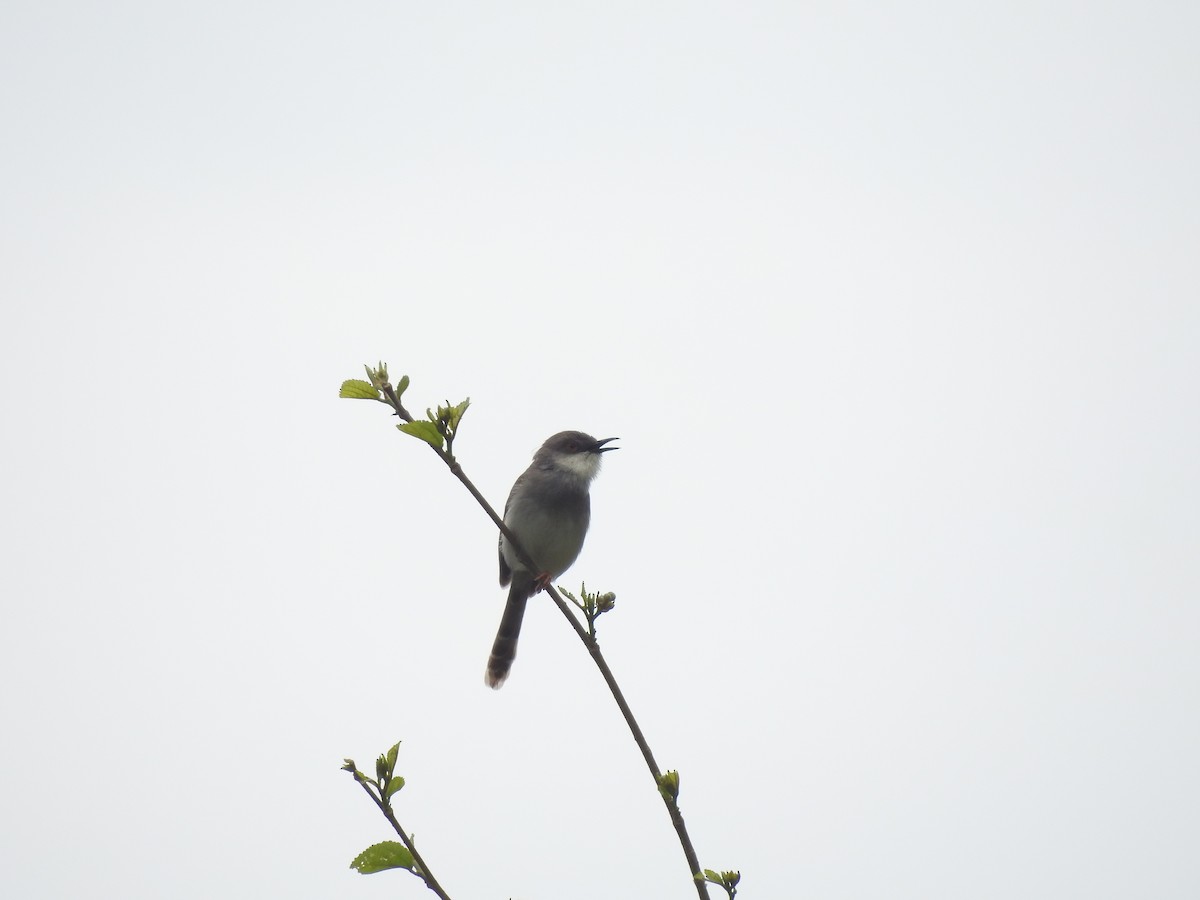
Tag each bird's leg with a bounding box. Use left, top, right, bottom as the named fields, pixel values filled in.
left=533, top=572, right=554, bottom=593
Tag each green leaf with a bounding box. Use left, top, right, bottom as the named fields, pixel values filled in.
left=396, top=374, right=410, bottom=397
left=340, top=379, right=380, bottom=400
left=385, top=775, right=406, bottom=800
left=398, top=421, right=444, bottom=449
left=350, top=841, right=416, bottom=875
left=696, top=869, right=740, bottom=897
left=657, top=769, right=680, bottom=802
left=385, top=742, right=400, bottom=775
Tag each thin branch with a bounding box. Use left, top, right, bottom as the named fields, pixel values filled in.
left=379, top=385, right=712, bottom=899
left=355, top=779, right=452, bottom=900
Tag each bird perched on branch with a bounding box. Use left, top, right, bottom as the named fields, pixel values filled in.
left=485, top=431, right=618, bottom=689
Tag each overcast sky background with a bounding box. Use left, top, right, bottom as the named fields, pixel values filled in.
left=2, top=2, right=1198, bottom=898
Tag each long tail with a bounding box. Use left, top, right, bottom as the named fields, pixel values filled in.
left=485, top=573, right=534, bottom=689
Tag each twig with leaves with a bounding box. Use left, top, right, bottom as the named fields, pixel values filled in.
left=340, top=363, right=738, bottom=899
left=342, top=743, right=452, bottom=899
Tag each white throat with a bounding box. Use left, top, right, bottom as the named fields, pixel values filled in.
left=554, top=451, right=601, bottom=483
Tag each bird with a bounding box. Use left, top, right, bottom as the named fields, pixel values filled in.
left=485, top=431, right=617, bottom=688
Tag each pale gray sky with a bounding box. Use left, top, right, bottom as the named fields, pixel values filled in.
left=2, top=2, right=1198, bottom=898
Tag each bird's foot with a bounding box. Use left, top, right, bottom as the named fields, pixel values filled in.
left=533, top=572, right=554, bottom=593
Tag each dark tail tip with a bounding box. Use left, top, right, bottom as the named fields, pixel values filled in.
left=485, top=638, right=517, bottom=689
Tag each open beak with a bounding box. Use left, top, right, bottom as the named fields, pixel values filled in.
left=595, top=437, right=620, bottom=452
